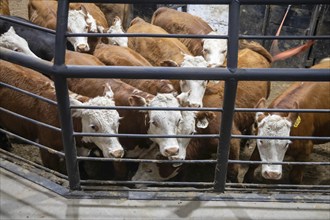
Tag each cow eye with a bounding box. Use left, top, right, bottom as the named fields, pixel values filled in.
left=90, top=124, right=99, bottom=131
left=151, top=120, right=158, bottom=127
left=203, top=49, right=209, bottom=54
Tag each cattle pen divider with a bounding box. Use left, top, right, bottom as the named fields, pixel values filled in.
left=0, top=0, right=329, bottom=203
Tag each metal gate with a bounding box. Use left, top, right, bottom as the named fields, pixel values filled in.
left=0, top=0, right=329, bottom=203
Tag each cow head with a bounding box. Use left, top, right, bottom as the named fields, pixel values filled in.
left=128, top=93, right=182, bottom=158
left=67, top=6, right=98, bottom=52
left=255, top=98, right=299, bottom=180
left=147, top=93, right=183, bottom=157
left=131, top=143, right=181, bottom=188
left=106, top=16, right=128, bottom=47
left=202, top=31, right=227, bottom=67
left=70, top=85, right=124, bottom=158
left=161, top=54, right=209, bottom=107
left=0, top=26, right=40, bottom=59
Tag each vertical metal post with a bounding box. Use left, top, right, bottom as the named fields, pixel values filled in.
left=53, top=0, right=81, bottom=190
left=214, top=0, right=240, bottom=192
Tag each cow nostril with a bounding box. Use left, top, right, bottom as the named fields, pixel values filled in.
left=189, top=103, right=201, bottom=108
left=264, top=171, right=282, bottom=180
left=110, top=149, right=124, bottom=158
left=77, top=44, right=90, bottom=52
left=165, top=147, right=179, bottom=156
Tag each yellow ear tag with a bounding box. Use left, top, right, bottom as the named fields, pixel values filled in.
left=293, top=116, right=301, bottom=128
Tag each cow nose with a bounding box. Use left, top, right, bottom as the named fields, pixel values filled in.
left=110, top=149, right=124, bottom=158
left=263, top=170, right=282, bottom=180
left=164, top=147, right=179, bottom=156
left=76, top=44, right=90, bottom=52
left=189, top=103, right=202, bottom=108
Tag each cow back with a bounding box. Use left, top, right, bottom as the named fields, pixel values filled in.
left=151, top=7, right=213, bottom=56
left=127, top=17, right=192, bottom=66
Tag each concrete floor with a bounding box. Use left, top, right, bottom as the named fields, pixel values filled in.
left=1, top=168, right=330, bottom=220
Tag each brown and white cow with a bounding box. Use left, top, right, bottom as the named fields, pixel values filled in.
left=0, top=26, right=40, bottom=59
left=28, top=0, right=105, bottom=53
left=151, top=7, right=227, bottom=67
left=0, top=60, right=123, bottom=172
left=128, top=17, right=211, bottom=107
left=64, top=50, right=183, bottom=158
left=131, top=41, right=272, bottom=184
left=244, top=59, right=330, bottom=184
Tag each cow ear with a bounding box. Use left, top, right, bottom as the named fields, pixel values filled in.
left=80, top=5, right=88, bottom=17
left=176, top=91, right=189, bottom=107
left=103, top=83, right=114, bottom=98
left=113, top=16, right=122, bottom=26
left=128, top=95, right=147, bottom=107
left=160, top=60, right=178, bottom=67
left=70, top=97, right=83, bottom=117
left=287, top=101, right=299, bottom=124
left=255, top=97, right=266, bottom=108
left=8, top=26, right=16, bottom=34
left=196, top=111, right=216, bottom=129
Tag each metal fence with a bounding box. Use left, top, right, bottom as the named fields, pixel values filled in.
left=0, top=0, right=329, bottom=203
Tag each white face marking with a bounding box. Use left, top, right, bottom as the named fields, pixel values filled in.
left=0, top=27, right=40, bottom=58
left=70, top=93, right=124, bottom=158
left=67, top=9, right=97, bottom=52
left=169, top=110, right=196, bottom=160
left=179, top=54, right=209, bottom=107
left=147, top=93, right=182, bottom=157
left=202, top=31, right=227, bottom=67
left=256, top=114, right=292, bottom=180
left=131, top=144, right=180, bottom=188
left=107, top=17, right=128, bottom=47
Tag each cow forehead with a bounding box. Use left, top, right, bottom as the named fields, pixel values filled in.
left=203, top=38, right=227, bottom=51
left=181, top=54, right=208, bottom=67
left=82, top=97, right=120, bottom=124
left=149, top=93, right=180, bottom=107
left=258, top=115, right=292, bottom=136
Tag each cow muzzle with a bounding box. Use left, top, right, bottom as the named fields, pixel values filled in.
left=76, top=44, right=90, bottom=52
left=164, top=147, right=179, bottom=157
left=262, top=165, right=282, bottom=180
left=106, top=148, right=124, bottom=158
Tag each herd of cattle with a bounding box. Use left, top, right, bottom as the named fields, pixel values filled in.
left=0, top=0, right=329, bottom=187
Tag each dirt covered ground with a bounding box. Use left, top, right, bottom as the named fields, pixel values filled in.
left=2, top=2, right=329, bottom=186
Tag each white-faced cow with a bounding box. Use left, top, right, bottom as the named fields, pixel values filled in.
left=0, top=15, right=75, bottom=60
left=0, top=60, right=124, bottom=173
left=151, top=7, right=227, bottom=67
left=131, top=40, right=273, bottom=184
left=0, top=26, right=40, bottom=59
left=245, top=59, right=330, bottom=184
left=63, top=50, right=183, bottom=159
left=28, top=0, right=103, bottom=53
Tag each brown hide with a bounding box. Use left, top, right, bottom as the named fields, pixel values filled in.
left=193, top=43, right=272, bottom=182
left=95, top=3, right=133, bottom=31
left=0, top=0, right=10, bottom=16
left=28, top=0, right=58, bottom=30
left=245, top=61, right=330, bottom=184
left=151, top=7, right=213, bottom=56
left=93, top=44, right=177, bottom=95
left=0, top=60, right=88, bottom=172
left=93, top=43, right=152, bottom=66
left=127, top=17, right=192, bottom=66
left=64, top=51, right=154, bottom=152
